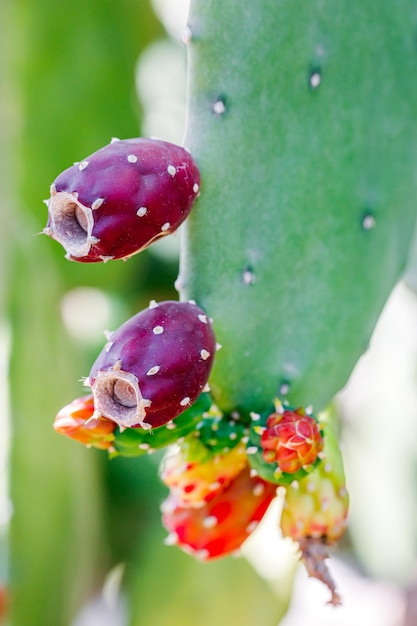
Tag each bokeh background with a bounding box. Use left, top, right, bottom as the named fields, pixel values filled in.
left=2, top=1, right=417, bottom=624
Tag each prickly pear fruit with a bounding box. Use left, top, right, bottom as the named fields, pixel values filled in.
left=113, top=392, right=212, bottom=457
left=248, top=402, right=324, bottom=484
left=44, top=138, right=200, bottom=262
left=280, top=407, right=349, bottom=605
left=88, top=300, right=216, bottom=430
left=159, top=436, right=248, bottom=507
left=161, top=465, right=276, bottom=560
left=53, top=394, right=116, bottom=450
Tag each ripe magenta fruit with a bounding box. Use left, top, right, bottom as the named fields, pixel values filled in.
left=88, top=300, right=216, bottom=430
left=44, top=137, right=200, bottom=262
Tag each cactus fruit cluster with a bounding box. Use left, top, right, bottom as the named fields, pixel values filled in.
left=45, top=0, right=417, bottom=610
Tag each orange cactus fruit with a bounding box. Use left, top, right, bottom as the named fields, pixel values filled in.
left=53, top=394, right=116, bottom=450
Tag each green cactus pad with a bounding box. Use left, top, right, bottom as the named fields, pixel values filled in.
left=180, top=0, right=417, bottom=416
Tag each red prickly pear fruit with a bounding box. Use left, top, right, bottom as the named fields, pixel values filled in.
left=53, top=394, right=116, bottom=450
left=88, top=300, right=216, bottom=430
left=261, top=407, right=324, bottom=473
left=161, top=466, right=276, bottom=560
left=44, top=137, right=200, bottom=262
left=247, top=402, right=324, bottom=484
left=159, top=436, right=248, bottom=507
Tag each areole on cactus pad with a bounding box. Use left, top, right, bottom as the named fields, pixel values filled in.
left=44, top=137, right=200, bottom=262
left=87, top=300, right=216, bottom=430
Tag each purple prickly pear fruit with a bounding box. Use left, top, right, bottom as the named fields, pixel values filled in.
left=87, top=300, right=216, bottom=429
left=44, top=138, right=200, bottom=262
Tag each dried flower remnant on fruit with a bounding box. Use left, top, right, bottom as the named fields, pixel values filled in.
left=44, top=138, right=200, bottom=262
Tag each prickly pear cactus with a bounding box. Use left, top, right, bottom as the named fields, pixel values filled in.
left=48, top=0, right=417, bottom=609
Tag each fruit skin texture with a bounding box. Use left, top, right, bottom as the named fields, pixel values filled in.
left=248, top=404, right=324, bottom=484
left=44, top=137, right=200, bottom=262
left=161, top=465, right=276, bottom=560
left=53, top=394, right=116, bottom=450
left=159, top=436, right=248, bottom=507
left=88, top=300, right=216, bottom=430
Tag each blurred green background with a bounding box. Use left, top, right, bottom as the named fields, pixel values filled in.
left=2, top=1, right=417, bottom=625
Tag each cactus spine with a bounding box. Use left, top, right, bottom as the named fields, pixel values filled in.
left=180, top=0, right=417, bottom=416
